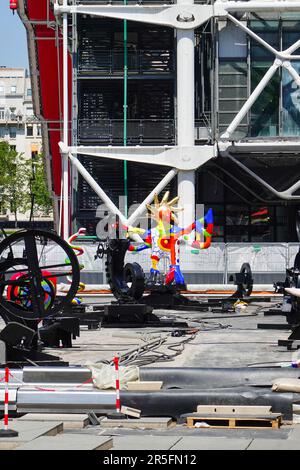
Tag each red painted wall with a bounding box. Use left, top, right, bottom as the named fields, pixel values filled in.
left=24, top=0, right=72, bottom=196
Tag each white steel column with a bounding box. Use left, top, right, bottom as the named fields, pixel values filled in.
left=177, top=0, right=195, bottom=228
left=62, top=0, right=69, bottom=240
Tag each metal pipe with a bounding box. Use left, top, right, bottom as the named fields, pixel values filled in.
left=227, top=14, right=279, bottom=59
left=17, top=389, right=116, bottom=414
left=227, top=154, right=300, bottom=200
left=62, top=0, right=69, bottom=240
left=68, top=153, right=142, bottom=242
left=283, top=61, right=300, bottom=89
left=123, top=0, right=128, bottom=218
left=127, top=168, right=178, bottom=226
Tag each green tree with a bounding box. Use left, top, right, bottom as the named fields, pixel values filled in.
left=0, top=141, right=29, bottom=226
left=27, top=153, right=53, bottom=217
left=0, top=142, right=52, bottom=226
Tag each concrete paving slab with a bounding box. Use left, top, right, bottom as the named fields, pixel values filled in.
left=19, top=413, right=89, bottom=429
left=111, top=436, right=181, bottom=450
left=101, top=417, right=172, bottom=429
left=15, top=434, right=113, bottom=450
left=0, top=420, right=63, bottom=450
left=171, top=437, right=252, bottom=450
left=248, top=438, right=300, bottom=450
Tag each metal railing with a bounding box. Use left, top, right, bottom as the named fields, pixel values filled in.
left=79, top=49, right=174, bottom=75
left=78, top=118, right=176, bottom=144
left=78, top=117, right=212, bottom=144
left=75, top=1, right=213, bottom=4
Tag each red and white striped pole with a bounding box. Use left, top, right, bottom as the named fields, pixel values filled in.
left=114, top=356, right=121, bottom=413
left=4, top=368, right=9, bottom=431
left=0, top=367, right=18, bottom=437
left=107, top=356, right=126, bottom=419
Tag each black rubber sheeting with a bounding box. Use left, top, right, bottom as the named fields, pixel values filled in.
left=121, top=388, right=294, bottom=420
left=140, top=367, right=300, bottom=389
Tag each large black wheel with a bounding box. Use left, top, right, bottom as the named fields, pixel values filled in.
left=0, top=229, right=80, bottom=320
left=240, top=262, right=253, bottom=297
left=124, top=263, right=145, bottom=301
left=105, top=239, right=145, bottom=301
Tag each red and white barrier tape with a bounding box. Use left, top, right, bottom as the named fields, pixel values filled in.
left=7, top=371, right=93, bottom=393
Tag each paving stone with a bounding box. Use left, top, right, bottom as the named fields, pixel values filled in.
left=171, top=437, right=252, bottom=450
left=101, top=417, right=172, bottom=429
left=19, top=413, right=89, bottom=429
left=16, top=434, right=113, bottom=450
left=0, top=420, right=63, bottom=450
left=111, top=436, right=180, bottom=450
left=247, top=439, right=300, bottom=450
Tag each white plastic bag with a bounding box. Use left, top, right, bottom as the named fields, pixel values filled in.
left=86, top=362, right=139, bottom=390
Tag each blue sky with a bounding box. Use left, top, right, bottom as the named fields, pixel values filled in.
left=0, top=2, right=29, bottom=69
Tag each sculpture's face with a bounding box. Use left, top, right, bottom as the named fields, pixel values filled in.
left=158, top=206, right=172, bottom=223
left=146, top=191, right=181, bottom=227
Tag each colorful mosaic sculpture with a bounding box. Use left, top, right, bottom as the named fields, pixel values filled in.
left=127, top=192, right=214, bottom=287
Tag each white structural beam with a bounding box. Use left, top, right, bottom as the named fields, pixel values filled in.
left=68, top=151, right=178, bottom=236
left=127, top=168, right=178, bottom=226
left=66, top=145, right=216, bottom=171
left=54, top=3, right=213, bottom=29
left=283, top=61, right=300, bottom=89
left=68, top=153, right=140, bottom=242
left=219, top=1, right=300, bottom=13
left=219, top=141, right=300, bottom=154
left=54, top=1, right=300, bottom=25
left=177, top=0, right=195, bottom=228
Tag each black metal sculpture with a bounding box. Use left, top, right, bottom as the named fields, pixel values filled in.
left=0, top=229, right=80, bottom=366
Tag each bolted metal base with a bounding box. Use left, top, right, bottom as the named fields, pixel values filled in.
left=0, top=428, right=19, bottom=438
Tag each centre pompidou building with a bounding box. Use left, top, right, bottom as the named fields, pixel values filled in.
left=17, top=0, right=300, bottom=243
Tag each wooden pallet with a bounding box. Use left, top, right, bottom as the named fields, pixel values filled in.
left=186, top=414, right=282, bottom=429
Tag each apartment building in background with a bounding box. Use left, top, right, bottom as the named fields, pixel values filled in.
left=0, top=66, right=51, bottom=224
left=0, top=67, right=42, bottom=157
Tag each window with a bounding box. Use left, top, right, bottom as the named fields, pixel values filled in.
left=9, top=128, right=16, bottom=139
left=37, top=125, right=42, bottom=136
left=26, top=107, right=34, bottom=116
left=0, top=86, right=4, bottom=95
left=26, top=125, right=33, bottom=137
left=0, top=108, right=4, bottom=120
left=9, top=107, right=16, bottom=121
left=27, top=88, right=32, bottom=97
left=249, top=21, right=280, bottom=137
left=10, top=86, right=17, bottom=94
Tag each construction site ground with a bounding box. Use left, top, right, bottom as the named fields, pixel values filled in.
left=2, top=296, right=300, bottom=451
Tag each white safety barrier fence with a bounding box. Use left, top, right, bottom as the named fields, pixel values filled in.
left=4, top=242, right=300, bottom=285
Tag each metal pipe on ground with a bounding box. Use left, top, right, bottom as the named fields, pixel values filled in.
left=15, top=387, right=295, bottom=420
left=1, top=367, right=300, bottom=390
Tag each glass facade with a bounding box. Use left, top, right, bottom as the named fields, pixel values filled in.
left=218, top=18, right=300, bottom=139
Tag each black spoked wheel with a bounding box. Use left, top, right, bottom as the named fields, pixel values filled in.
left=0, top=229, right=80, bottom=320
